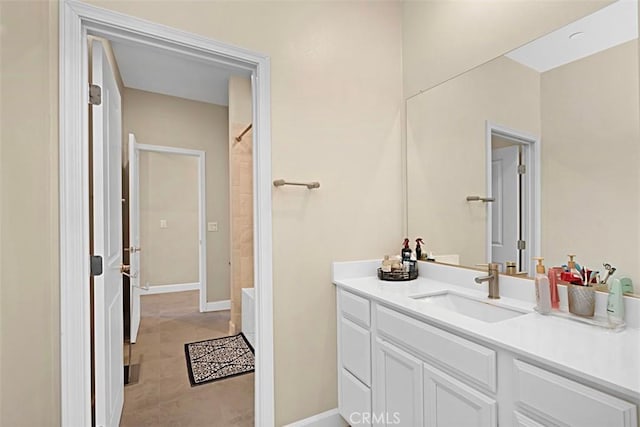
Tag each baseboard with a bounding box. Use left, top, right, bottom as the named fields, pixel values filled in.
left=203, top=299, right=231, bottom=312
left=139, top=282, right=199, bottom=295
left=284, top=409, right=347, bottom=427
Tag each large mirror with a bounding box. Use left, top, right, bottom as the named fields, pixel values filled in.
left=406, top=0, right=639, bottom=293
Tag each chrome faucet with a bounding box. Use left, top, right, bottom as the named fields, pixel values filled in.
left=474, top=263, right=500, bottom=299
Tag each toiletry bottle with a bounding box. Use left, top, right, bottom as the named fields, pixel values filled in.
left=402, top=238, right=412, bottom=261
left=415, top=238, right=424, bottom=261
left=547, top=267, right=562, bottom=309
left=607, top=278, right=625, bottom=326
left=381, top=255, right=392, bottom=273
left=619, top=277, right=633, bottom=294
left=567, top=254, right=582, bottom=284
left=533, top=257, right=552, bottom=314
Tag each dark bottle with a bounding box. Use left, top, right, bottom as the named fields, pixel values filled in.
left=402, top=238, right=412, bottom=261
left=415, top=238, right=424, bottom=261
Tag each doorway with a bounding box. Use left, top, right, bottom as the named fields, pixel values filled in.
left=128, top=140, right=208, bottom=344
left=485, top=122, right=540, bottom=275
left=59, top=2, right=274, bottom=426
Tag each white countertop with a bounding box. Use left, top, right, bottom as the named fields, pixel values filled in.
left=332, top=260, right=640, bottom=401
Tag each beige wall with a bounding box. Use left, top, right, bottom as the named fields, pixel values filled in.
left=3, top=1, right=637, bottom=425
left=99, top=3, right=403, bottom=423
left=1, top=1, right=403, bottom=425
left=0, top=1, right=60, bottom=426
left=403, top=0, right=613, bottom=96
left=139, top=152, right=200, bottom=287
left=124, top=89, right=231, bottom=302
left=541, top=40, right=640, bottom=285
left=407, top=56, right=540, bottom=266
left=228, top=76, right=253, bottom=332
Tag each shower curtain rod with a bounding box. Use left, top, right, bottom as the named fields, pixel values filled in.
left=235, top=123, right=253, bottom=142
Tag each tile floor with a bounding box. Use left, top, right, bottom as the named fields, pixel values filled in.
left=120, top=291, right=254, bottom=427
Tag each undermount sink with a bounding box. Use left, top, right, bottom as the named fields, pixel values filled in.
left=411, top=291, right=527, bottom=323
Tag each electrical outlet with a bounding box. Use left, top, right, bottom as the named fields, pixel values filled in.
left=160, top=219, right=168, bottom=229
left=207, top=222, right=218, bottom=232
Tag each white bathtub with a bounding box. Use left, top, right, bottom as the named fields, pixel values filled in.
left=241, top=287, right=255, bottom=348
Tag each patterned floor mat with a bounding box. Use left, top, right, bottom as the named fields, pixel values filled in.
left=184, top=333, right=255, bottom=386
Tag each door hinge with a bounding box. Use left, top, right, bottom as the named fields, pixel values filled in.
left=517, top=164, right=526, bottom=175
left=89, top=84, right=102, bottom=106
left=90, top=255, right=103, bottom=276
left=517, top=240, right=526, bottom=250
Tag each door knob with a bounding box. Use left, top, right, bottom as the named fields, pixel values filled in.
left=129, top=246, right=141, bottom=253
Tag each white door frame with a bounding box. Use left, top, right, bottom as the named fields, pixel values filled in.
left=485, top=121, right=540, bottom=275
left=133, top=143, right=208, bottom=312
left=59, top=1, right=274, bottom=426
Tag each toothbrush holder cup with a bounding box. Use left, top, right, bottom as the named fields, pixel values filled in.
left=567, top=283, right=595, bottom=317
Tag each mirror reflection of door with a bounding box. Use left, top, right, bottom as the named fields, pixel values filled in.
left=490, top=134, right=527, bottom=273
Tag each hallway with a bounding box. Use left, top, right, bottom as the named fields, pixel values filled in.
left=120, top=291, right=254, bottom=427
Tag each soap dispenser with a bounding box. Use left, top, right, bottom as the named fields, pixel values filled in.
left=563, top=254, right=582, bottom=284
left=415, top=238, right=424, bottom=261
left=533, top=257, right=552, bottom=314
left=402, top=238, right=412, bottom=261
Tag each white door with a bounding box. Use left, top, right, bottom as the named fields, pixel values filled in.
left=373, top=339, right=423, bottom=426
left=91, top=40, right=124, bottom=427
left=491, top=145, right=520, bottom=271
left=128, top=133, right=141, bottom=343
left=423, top=363, right=496, bottom=427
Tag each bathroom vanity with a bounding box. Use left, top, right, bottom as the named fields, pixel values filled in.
left=333, top=260, right=640, bottom=427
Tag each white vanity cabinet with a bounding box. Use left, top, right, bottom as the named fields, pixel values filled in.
left=336, top=287, right=638, bottom=427
left=373, top=337, right=496, bottom=427
left=337, top=289, right=372, bottom=426
left=373, top=338, right=424, bottom=426
left=422, top=363, right=497, bottom=427
left=374, top=304, right=497, bottom=427
left=511, top=360, right=637, bottom=427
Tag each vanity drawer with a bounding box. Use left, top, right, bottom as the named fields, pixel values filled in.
left=376, top=305, right=496, bottom=392
left=339, top=368, right=371, bottom=427
left=513, top=360, right=637, bottom=427
left=338, top=289, right=370, bottom=328
left=340, top=317, right=371, bottom=386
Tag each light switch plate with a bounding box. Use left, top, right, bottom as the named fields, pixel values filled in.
left=160, top=219, right=168, bottom=229
left=208, top=222, right=218, bottom=232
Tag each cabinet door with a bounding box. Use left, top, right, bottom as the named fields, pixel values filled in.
left=373, top=338, right=423, bottom=427
left=424, top=363, right=497, bottom=427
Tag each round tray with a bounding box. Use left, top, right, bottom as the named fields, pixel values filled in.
left=377, top=265, right=418, bottom=281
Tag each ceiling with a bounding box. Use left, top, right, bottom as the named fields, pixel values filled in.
left=506, top=0, right=638, bottom=73
left=111, top=41, right=250, bottom=106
